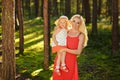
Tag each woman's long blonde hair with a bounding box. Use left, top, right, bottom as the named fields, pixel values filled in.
left=70, top=14, right=88, bottom=47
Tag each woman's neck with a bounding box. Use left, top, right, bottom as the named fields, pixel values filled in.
left=68, top=28, right=80, bottom=37
left=71, top=28, right=79, bottom=33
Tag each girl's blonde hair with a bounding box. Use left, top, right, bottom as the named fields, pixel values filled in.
left=70, top=14, right=88, bottom=47
left=54, top=16, right=70, bottom=29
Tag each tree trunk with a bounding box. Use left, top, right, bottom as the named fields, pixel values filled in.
left=43, top=0, right=50, bottom=70
left=92, top=0, right=98, bottom=37
left=0, top=61, right=2, bottom=80
left=106, top=0, right=112, bottom=17
left=25, top=0, right=31, bottom=18
left=97, top=0, right=102, bottom=18
left=83, top=0, right=91, bottom=23
left=65, top=0, right=71, bottom=18
left=77, top=0, right=81, bottom=14
left=41, top=0, right=43, bottom=17
left=35, top=0, right=39, bottom=17
left=53, top=0, right=58, bottom=16
left=1, top=0, right=16, bottom=80
left=81, top=0, right=84, bottom=16
left=60, top=0, right=65, bottom=14
left=17, top=0, right=24, bottom=55
left=22, top=0, right=24, bottom=16
left=48, top=0, right=51, bottom=61
left=15, top=0, right=19, bottom=31
left=112, top=0, right=119, bottom=54
left=28, top=0, right=31, bottom=18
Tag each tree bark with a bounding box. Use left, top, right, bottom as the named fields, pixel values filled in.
left=60, top=0, right=65, bottom=14
left=17, top=0, right=24, bottom=55
left=48, top=0, right=51, bottom=61
left=77, top=0, right=81, bottom=14
left=1, top=0, right=16, bottom=80
left=53, top=0, right=58, bottom=16
left=92, top=0, right=98, bottom=37
left=35, top=0, right=40, bottom=17
left=65, top=0, right=71, bottom=18
left=25, top=0, right=31, bottom=18
left=112, top=0, right=119, bottom=54
left=15, top=0, right=19, bottom=31
left=81, top=0, right=85, bottom=16
left=41, top=0, right=43, bottom=17
left=106, top=0, right=112, bottom=17
left=43, top=0, right=50, bottom=70
left=97, top=0, right=102, bottom=17
left=0, top=61, right=2, bottom=79
left=83, top=0, right=91, bottom=23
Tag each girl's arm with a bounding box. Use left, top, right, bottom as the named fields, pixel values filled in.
left=62, top=34, right=85, bottom=55
left=52, top=27, right=59, bottom=45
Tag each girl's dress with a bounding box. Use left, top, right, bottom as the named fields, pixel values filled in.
left=52, top=35, right=79, bottom=80
left=52, top=28, right=67, bottom=53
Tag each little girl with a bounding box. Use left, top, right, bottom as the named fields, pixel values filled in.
left=52, top=16, right=70, bottom=76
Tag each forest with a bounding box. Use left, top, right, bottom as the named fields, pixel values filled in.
left=0, top=0, right=120, bottom=80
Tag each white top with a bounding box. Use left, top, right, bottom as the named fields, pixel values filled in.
left=52, top=28, right=67, bottom=47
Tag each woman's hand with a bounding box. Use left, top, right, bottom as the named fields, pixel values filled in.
left=59, top=48, right=67, bottom=53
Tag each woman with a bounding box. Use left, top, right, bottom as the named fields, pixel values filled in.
left=52, top=14, right=88, bottom=80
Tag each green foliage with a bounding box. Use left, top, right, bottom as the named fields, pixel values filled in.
left=16, top=18, right=53, bottom=80
left=77, top=22, right=120, bottom=80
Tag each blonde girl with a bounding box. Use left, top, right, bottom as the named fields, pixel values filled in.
left=52, top=16, right=70, bottom=76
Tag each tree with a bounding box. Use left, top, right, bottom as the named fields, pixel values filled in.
left=53, top=0, right=58, bottom=16
left=65, top=0, right=71, bottom=18
left=106, top=0, right=112, bottom=17
left=83, top=0, right=91, bottom=23
left=43, top=0, right=50, bottom=70
left=17, top=0, right=24, bottom=55
left=0, top=61, right=2, bottom=80
left=35, top=0, right=40, bottom=17
left=40, top=0, right=43, bottom=17
left=60, top=0, right=65, bottom=15
left=112, top=0, right=119, bottom=54
left=15, top=0, right=19, bottom=31
left=77, top=0, right=81, bottom=14
left=92, top=0, right=98, bottom=37
left=48, top=0, right=51, bottom=61
left=25, top=0, right=31, bottom=18
left=97, top=0, right=102, bottom=18
left=1, top=0, right=16, bottom=80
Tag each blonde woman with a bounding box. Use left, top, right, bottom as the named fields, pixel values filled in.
left=52, top=14, right=88, bottom=80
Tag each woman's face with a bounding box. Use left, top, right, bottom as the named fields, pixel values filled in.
left=71, top=17, right=81, bottom=30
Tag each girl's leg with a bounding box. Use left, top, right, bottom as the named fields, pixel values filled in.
left=60, top=52, right=69, bottom=72
left=56, top=52, right=61, bottom=67
left=60, top=51, right=66, bottom=65
left=55, top=52, right=61, bottom=76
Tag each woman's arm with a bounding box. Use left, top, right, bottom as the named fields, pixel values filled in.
left=65, top=34, right=84, bottom=55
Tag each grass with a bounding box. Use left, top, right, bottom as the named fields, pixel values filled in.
left=0, top=16, right=118, bottom=80
left=15, top=17, right=50, bottom=80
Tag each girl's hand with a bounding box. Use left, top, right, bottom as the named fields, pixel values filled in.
left=55, top=42, right=58, bottom=46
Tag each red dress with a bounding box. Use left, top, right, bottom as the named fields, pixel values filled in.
left=52, top=35, right=79, bottom=80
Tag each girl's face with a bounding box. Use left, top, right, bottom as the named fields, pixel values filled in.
left=58, top=18, right=67, bottom=28
left=71, top=17, right=81, bottom=30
